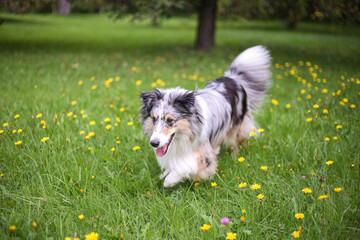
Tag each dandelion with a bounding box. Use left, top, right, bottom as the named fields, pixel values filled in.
left=32, top=221, right=37, bottom=228
left=0, top=130, right=4, bottom=134
left=226, top=232, right=237, bottom=240
left=136, top=80, right=142, bottom=86
left=17, top=129, right=23, bottom=133
left=3, top=122, right=9, bottom=127
left=200, top=224, right=211, bottom=231
left=85, top=232, right=99, bottom=240
left=333, top=136, right=338, bottom=140
left=318, top=194, right=329, bottom=200
left=78, top=80, right=83, bottom=85
left=238, top=157, right=245, bottom=163
left=326, top=160, right=334, bottom=165
left=323, top=109, right=328, bottom=114
left=240, top=216, right=245, bottom=222
left=9, top=225, right=16, bottom=231
left=257, top=128, right=264, bottom=133
left=111, top=148, right=115, bottom=152
left=302, top=188, right=312, bottom=194
left=238, top=182, right=247, bottom=188
left=249, top=132, right=255, bottom=137
left=15, top=140, right=22, bottom=145
left=89, top=121, right=96, bottom=125
left=334, top=187, right=342, bottom=193
left=127, top=122, right=133, bottom=126
left=104, top=118, right=111, bottom=122
left=80, top=130, right=85, bottom=135
left=292, top=230, right=300, bottom=238
left=41, top=137, right=49, bottom=142
left=286, top=104, right=291, bottom=109
left=88, top=147, right=91, bottom=150
left=78, top=214, right=84, bottom=220
left=336, top=125, right=342, bottom=129
left=313, top=104, right=319, bottom=109
left=67, top=112, right=73, bottom=117
left=325, top=137, right=330, bottom=141
left=250, top=183, right=261, bottom=190
left=71, top=101, right=77, bottom=105
left=92, top=176, right=95, bottom=179
left=133, top=146, right=140, bottom=151
left=91, top=85, right=97, bottom=90
left=106, top=125, right=112, bottom=130
left=306, top=118, right=313, bottom=122
left=220, top=217, right=230, bottom=225
left=295, top=213, right=304, bottom=219
left=271, top=99, right=279, bottom=105
left=350, top=104, right=356, bottom=108
left=14, top=114, right=20, bottom=119
left=260, top=166, right=267, bottom=171
left=257, top=194, right=264, bottom=199
left=36, top=113, right=42, bottom=118
left=120, top=108, right=125, bottom=112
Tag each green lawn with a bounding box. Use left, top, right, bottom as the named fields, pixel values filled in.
left=0, top=13, right=359, bottom=239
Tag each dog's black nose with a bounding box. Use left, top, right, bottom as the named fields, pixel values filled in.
left=150, top=139, right=160, bottom=148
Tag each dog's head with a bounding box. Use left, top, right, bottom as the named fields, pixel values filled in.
left=139, top=88, right=198, bottom=157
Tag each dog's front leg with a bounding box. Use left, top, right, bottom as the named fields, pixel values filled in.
left=163, top=171, right=183, bottom=188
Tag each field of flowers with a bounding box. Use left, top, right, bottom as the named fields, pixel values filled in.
left=0, top=14, right=359, bottom=239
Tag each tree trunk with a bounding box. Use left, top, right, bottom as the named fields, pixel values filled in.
left=58, top=0, right=71, bottom=15
left=195, top=0, right=217, bottom=51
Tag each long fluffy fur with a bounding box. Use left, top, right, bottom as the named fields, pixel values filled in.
left=140, top=46, right=271, bottom=187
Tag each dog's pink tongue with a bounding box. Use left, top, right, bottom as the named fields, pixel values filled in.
left=156, top=143, right=168, bottom=157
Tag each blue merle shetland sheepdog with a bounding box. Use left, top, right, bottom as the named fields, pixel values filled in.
left=139, top=46, right=271, bottom=187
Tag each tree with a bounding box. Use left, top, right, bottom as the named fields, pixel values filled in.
left=58, top=0, right=71, bottom=15
left=112, top=0, right=218, bottom=51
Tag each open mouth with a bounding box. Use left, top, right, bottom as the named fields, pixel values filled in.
left=155, top=133, right=175, bottom=157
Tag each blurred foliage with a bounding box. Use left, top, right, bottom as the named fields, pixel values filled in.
left=1, top=0, right=359, bottom=26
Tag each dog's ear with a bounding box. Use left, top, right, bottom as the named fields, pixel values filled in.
left=140, top=89, right=163, bottom=113
left=173, top=91, right=195, bottom=114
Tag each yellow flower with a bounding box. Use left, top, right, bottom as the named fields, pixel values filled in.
left=343, top=98, right=348, bottom=103
left=14, top=114, right=20, bottom=119
left=300, top=89, right=306, bottom=94
left=323, top=109, right=328, bottom=114
left=318, top=194, right=329, bottom=200
left=78, top=80, right=83, bottom=85
left=111, top=147, right=115, bottom=152
left=71, top=101, right=77, bottom=105
left=257, top=194, right=264, bottom=199
left=336, top=125, right=342, bottom=129
left=67, top=112, right=73, bottom=117
left=12, top=129, right=16, bottom=133
left=91, top=85, right=97, bottom=90
left=251, top=183, right=261, bottom=190
left=302, top=188, right=312, bottom=194
left=200, top=224, right=211, bottom=231
left=249, top=131, right=255, bottom=137
left=120, top=108, right=125, bottom=112
left=292, top=230, right=300, bottom=238
left=240, top=216, right=245, bottom=222
left=313, top=104, right=319, bottom=108
left=350, top=104, right=356, bottom=108
left=89, top=121, right=96, bottom=125
left=36, top=113, right=42, bottom=118
left=257, top=128, right=264, bottom=133
left=106, top=125, right=112, bottom=130
left=91, top=176, right=95, bottom=179
left=194, top=182, right=200, bottom=186
left=3, top=122, right=9, bottom=127
left=9, top=225, right=16, bottom=231
left=85, top=232, right=99, bottom=240
left=238, top=182, right=247, bottom=188
left=41, top=137, right=49, bottom=142
left=0, top=130, right=4, bottom=134
left=80, top=130, right=85, bottom=135
left=295, top=213, right=304, bottom=219
left=271, top=99, right=279, bottom=105
left=326, top=160, right=334, bottom=165
left=333, top=136, right=338, bottom=140
left=78, top=214, right=84, bottom=220
left=15, top=140, right=22, bottom=145
left=306, top=118, right=313, bottom=122
left=133, top=146, right=140, bottom=151
left=334, top=187, right=342, bottom=193
left=285, top=104, right=291, bottom=109
left=226, top=232, right=237, bottom=240
left=325, top=137, right=330, bottom=141
left=88, top=132, right=95, bottom=137
left=321, top=88, right=328, bottom=93
left=32, top=221, right=37, bottom=228
left=104, top=117, right=111, bottom=122
left=260, top=166, right=267, bottom=171
left=242, top=209, right=246, bottom=214
left=88, top=147, right=92, bottom=150
left=127, top=121, right=133, bottom=126
left=211, top=182, right=217, bottom=187
left=238, top=157, right=245, bottom=163
left=17, top=129, right=23, bottom=133
left=136, top=80, right=142, bottom=86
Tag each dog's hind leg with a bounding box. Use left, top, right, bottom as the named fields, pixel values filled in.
left=191, top=142, right=217, bottom=182
left=226, top=114, right=256, bottom=148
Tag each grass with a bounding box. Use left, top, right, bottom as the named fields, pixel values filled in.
left=0, top=13, right=359, bottom=239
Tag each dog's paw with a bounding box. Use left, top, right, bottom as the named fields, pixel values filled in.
left=163, top=172, right=182, bottom=188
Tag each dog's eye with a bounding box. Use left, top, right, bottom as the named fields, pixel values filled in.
left=166, top=118, right=174, bottom=126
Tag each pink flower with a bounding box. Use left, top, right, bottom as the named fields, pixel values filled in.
left=220, top=217, right=230, bottom=225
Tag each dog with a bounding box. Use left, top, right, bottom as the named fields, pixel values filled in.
left=139, top=46, right=271, bottom=187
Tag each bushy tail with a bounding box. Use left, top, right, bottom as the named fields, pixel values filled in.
left=224, top=45, right=271, bottom=111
